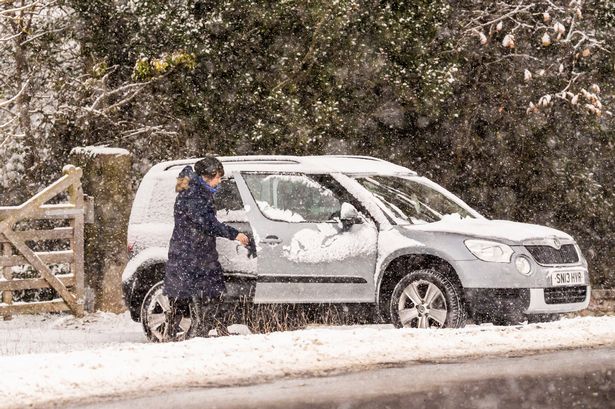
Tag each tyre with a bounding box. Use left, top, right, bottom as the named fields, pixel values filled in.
left=389, top=269, right=466, bottom=329
left=140, top=281, right=198, bottom=342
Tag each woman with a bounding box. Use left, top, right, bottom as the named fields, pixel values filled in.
left=163, top=156, right=249, bottom=341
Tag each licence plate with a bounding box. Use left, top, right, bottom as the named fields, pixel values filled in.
left=551, top=271, right=585, bottom=286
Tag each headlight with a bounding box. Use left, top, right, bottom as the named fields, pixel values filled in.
left=465, top=239, right=514, bottom=263
left=514, top=255, right=532, bottom=276
left=574, top=244, right=588, bottom=267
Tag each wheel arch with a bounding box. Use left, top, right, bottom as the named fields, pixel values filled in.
left=376, top=250, right=464, bottom=321
left=123, top=249, right=168, bottom=321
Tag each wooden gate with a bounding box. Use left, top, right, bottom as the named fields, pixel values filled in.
left=0, top=165, right=88, bottom=318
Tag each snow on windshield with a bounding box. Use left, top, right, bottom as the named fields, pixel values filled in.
left=354, top=176, right=475, bottom=225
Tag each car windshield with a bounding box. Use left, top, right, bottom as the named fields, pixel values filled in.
left=353, top=176, right=476, bottom=225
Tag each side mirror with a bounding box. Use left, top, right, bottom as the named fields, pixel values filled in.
left=340, top=202, right=359, bottom=220
left=340, top=203, right=361, bottom=230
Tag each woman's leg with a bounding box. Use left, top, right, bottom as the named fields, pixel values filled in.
left=194, top=293, right=229, bottom=337
left=163, top=297, right=190, bottom=341
left=211, top=294, right=230, bottom=336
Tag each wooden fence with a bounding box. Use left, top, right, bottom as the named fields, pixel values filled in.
left=0, top=165, right=90, bottom=318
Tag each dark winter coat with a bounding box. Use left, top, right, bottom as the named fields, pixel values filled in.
left=164, top=166, right=239, bottom=299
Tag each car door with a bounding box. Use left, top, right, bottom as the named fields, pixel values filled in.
left=234, top=172, right=378, bottom=303
left=213, top=177, right=256, bottom=276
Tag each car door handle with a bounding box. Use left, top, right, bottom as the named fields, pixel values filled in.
left=260, top=235, right=282, bottom=245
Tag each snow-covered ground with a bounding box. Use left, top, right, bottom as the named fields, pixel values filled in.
left=1, top=313, right=615, bottom=409
left=0, top=312, right=145, bottom=356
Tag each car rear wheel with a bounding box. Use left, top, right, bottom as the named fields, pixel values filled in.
left=390, top=269, right=466, bottom=329
left=140, top=281, right=197, bottom=342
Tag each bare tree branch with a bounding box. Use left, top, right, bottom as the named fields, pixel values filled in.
left=0, top=30, right=22, bottom=42
left=103, top=83, right=150, bottom=112
left=0, top=78, right=30, bottom=108
left=19, top=24, right=68, bottom=46
left=121, top=125, right=179, bottom=139
left=0, top=131, right=20, bottom=149
left=464, top=3, right=534, bottom=33
left=0, top=116, right=17, bottom=129
left=89, top=81, right=151, bottom=111
left=0, top=0, right=42, bottom=17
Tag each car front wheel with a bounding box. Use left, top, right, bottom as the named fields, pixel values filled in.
left=140, top=281, right=197, bottom=342
left=390, top=269, right=466, bottom=329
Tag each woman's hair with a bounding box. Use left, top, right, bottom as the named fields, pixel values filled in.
left=194, top=156, right=224, bottom=179
left=175, top=157, right=224, bottom=192
left=175, top=177, right=190, bottom=192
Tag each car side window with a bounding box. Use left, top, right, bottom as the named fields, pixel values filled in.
left=145, top=176, right=176, bottom=223
left=242, top=173, right=354, bottom=223
left=214, top=179, right=248, bottom=222
left=144, top=175, right=246, bottom=223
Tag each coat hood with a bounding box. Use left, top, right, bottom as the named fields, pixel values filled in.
left=175, top=165, right=196, bottom=192
left=176, top=165, right=218, bottom=194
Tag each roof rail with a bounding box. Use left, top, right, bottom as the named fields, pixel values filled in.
left=220, top=158, right=301, bottom=164
left=164, top=156, right=302, bottom=171
left=321, top=155, right=384, bottom=161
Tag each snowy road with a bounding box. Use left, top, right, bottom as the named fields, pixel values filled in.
left=68, top=346, right=615, bottom=409
left=1, top=313, right=615, bottom=408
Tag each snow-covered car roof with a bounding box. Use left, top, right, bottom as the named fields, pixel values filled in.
left=150, top=155, right=416, bottom=176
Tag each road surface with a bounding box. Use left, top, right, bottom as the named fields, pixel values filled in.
left=66, top=345, right=615, bottom=409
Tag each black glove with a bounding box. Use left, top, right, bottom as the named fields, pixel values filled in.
left=243, top=232, right=257, bottom=259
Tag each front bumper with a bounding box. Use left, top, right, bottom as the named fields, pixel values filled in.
left=454, top=242, right=590, bottom=316
left=465, top=285, right=590, bottom=317
left=525, top=286, right=590, bottom=313
left=122, top=277, right=140, bottom=321
left=452, top=242, right=589, bottom=289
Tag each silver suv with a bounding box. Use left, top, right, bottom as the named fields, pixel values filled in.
left=122, top=155, right=590, bottom=339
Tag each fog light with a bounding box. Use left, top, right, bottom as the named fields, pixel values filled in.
left=515, top=255, right=532, bottom=276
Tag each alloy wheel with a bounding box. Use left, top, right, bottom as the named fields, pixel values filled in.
left=397, top=279, right=448, bottom=328
left=142, top=282, right=193, bottom=342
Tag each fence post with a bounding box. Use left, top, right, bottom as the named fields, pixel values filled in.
left=69, top=147, right=133, bottom=313
left=65, top=165, right=86, bottom=317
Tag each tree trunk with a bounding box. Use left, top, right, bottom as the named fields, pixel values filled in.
left=70, top=147, right=133, bottom=313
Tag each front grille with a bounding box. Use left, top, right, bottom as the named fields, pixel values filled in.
left=525, top=244, right=579, bottom=265
left=544, top=286, right=587, bottom=304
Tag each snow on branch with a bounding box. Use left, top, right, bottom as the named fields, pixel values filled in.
left=18, top=24, right=69, bottom=46
left=121, top=125, right=179, bottom=139
left=0, top=0, right=43, bottom=18
left=0, top=116, right=17, bottom=130
left=0, top=78, right=30, bottom=108
left=463, top=3, right=534, bottom=34
left=88, top=81, right=152, bottom=112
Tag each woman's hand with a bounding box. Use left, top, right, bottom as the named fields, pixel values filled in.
left=235, top=233, right=250, bottom=246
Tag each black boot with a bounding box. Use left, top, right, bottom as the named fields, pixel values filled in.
left=212, top=295, right=230, bottom=337
left=194, top=294, right=219, bottom=337
left=162, top=298, right=181, bottom=342
left=191, top=294, right=207, bottom=337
